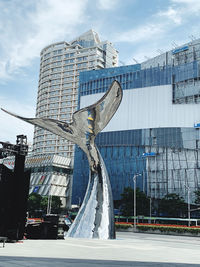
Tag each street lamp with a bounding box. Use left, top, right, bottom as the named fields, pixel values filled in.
left=149, top=197, right=152, bottom=223
left=47, top=194, right=52, bottom=215
left=47, top=184, right=52, bottom=215
left=133, top=174, right=141, bottom=231
left=185, top=185, right=191, bottom=227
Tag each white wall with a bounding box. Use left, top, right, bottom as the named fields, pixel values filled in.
left=80, top=85, right=200, bottom=132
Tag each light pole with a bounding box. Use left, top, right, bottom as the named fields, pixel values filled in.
left=142, top=152, right=156, bottom=200
left=133, top=174, right=141, bottom=231
left=47, top=194, right=52, bottom=215
left=184, top=184, right=191, bottom=226
left=186, top=185, right=191, bottom=227
left=149, top=197, right=152, bottom=223
left=47, top=184, right=52, bottom=215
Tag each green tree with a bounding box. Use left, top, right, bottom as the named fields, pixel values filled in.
left=27, top=193, right=42, bottom=216
left=120, top=187, right=149, bottom=217
left=120, top=187, right=133, bottom=216
left=159, top=193, right=186, bottom=217
left=41, top=196, right=62, bottom=214
left=194, top=189, right=200, bottom=204
left=136, top=189, right=150, bottom=216
left=27, top=193, right=62, bottom=217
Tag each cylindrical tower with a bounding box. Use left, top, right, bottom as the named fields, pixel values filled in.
left=33, top=30, right=118, bottom=161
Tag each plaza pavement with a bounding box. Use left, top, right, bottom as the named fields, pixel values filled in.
left=0, top=232, right=200, bottom=266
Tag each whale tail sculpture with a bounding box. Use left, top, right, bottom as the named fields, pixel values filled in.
left=2, top=80, right=122, bottom=239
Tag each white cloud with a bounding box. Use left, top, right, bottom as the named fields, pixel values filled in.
left=165, top=0, right=200, bottom=21
left=157, top=7, right=182, bottom=25
left=97, top=0, right=119, bottom=10
left=0, top=0, right=88, bottom=80
left=114, top=0, right=200, bottom=47
left=114, top=23, right=165, bottom=43
left=0, top=97, right=35, bottom=144
left=172, top=0, right=200, bottom=4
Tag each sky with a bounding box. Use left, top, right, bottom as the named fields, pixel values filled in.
left=0, top=0, right=200, bottom=144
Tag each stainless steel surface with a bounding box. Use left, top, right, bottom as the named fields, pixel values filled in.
left=67, top=149, right=115, bottom=239
left=1, top=81, right=122, bottom=173
left=1, top=80, right=123, bottom=239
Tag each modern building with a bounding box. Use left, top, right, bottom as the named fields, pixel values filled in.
left=33, top=29, right=118, bottom=160
left=2, top=154, right=72, bottom=208
left=72, top=38, right=200, bottom=205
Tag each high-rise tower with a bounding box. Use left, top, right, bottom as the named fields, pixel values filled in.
left=33, top=30, right=118, bottom=159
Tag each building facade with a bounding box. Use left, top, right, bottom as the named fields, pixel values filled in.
left=2, top=155, right=72, bottom=208
left=33, top=30, right=118, bottom=160
left=72, top=39, right=200, bottom=204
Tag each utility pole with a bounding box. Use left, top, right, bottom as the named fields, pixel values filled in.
left=47, top=186, right=52, bottom=215
left=133, top=174, right=141, bottom=231
left=149, top=197, right=152, bottom=223
left=185, top=185, right=191, bottom=226
left=187, top=187, right=191, bottom=227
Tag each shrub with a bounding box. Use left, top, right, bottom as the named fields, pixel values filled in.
left=115, top=222, right=200, bottom=235
left=136, top=224, right=200, bottom=235
left=115, top=224, right=133, bottom=230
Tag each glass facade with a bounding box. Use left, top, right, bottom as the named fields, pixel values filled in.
left=73, top=127, right=200, bottom=203
left=73, top=130, right=146, bottom=203
left=72, top=39, right=200, bottom=204
left=79, top=61, right=198, bottom=99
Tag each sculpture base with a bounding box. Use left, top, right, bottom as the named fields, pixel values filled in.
left=66, top=152, right=115, bottom=239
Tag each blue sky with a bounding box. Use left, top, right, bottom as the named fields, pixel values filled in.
left=0, top=0, right=200, bottom=144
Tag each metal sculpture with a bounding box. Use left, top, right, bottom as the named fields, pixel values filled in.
left=1, top=80, right=123, bottom=239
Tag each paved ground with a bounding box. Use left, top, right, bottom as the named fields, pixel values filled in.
left=0, top=232, right=200, bottom=266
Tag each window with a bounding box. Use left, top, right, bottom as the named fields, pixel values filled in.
left=48, top=109, right=57, bottom=114
left=64, top=59, right=74, bottom=64
left=49, top=96, right=59, bottom=102
left=64, top=71, right=74, bottom=76
left=50, top=85, right=60, bottom=90
left=61, top=95, right=71, bottom=100
left=52, top=61, right=61, bottom=67
left=63, top=83, right=73, bottom=88
left=51, top=74, right=61, bottom=79
left=64, top=65, right=73, bottom=70
left=43, top=52, right=50, bottom=59
left=63, top=77, right=73, bottom=82
left=49, top=90, right=59, bottom=96
left=60, top=114, right=67, bottom=119
left=49, top=103, right=59, bottom=108
left=53, top=49, right=63, bottom=55
left=77, top=62, right=87, bottom=68
left=60, top=108, right=67, bottom=112
left=51, top=79, right=61, bottom=85
left=52, top=67, right=61, bottom=72
left=52, top=56, right=62, bottom=61
left=46, top=140, right=56, bottom=145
